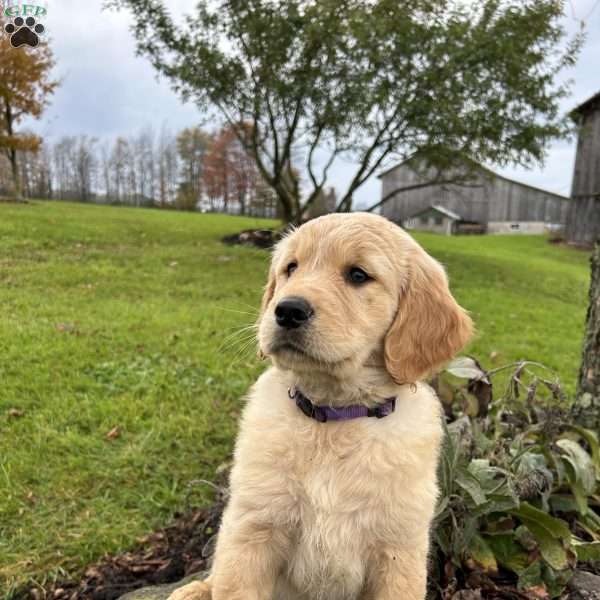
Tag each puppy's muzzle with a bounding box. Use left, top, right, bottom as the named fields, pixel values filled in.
left=275, top=296, right=314, bottom=330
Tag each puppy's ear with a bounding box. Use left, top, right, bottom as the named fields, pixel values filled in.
left=384, top=249, right=473, bottom=384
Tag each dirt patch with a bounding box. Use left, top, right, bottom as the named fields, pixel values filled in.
left=0, top=196, right=29, bottom=204
left=24, top=497, right=225, bottom=600
left=547, top=235, right=594, bottom=251
left=221, top=228, right=283, bottom=249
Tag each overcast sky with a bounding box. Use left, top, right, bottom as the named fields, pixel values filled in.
left=21, top=0, right=600, bottom=206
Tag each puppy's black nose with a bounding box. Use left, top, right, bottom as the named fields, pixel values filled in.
left=275, top=297, right=314, bottom=329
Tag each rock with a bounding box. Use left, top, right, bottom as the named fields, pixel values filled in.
left=568, top=570, right=600, bottom=600
left=119, top=572, right=209, bottom=600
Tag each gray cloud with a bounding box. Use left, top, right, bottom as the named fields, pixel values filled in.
left=29, top=0, right=200, bottom=140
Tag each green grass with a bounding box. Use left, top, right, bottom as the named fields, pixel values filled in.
left=0, top=201, right=591, bottom=595
left=411, top=232, right=590, bottom=383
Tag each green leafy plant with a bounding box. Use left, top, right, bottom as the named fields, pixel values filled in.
left=431, top=358, right=600, bottom=599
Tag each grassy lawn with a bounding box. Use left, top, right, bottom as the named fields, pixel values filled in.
left=0, top=201, right=591, bottom=596
left=411, top=231, right=591, bottom=386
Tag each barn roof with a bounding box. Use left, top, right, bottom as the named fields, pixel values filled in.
left=409, top=204, right=462, bottom=221
left=378, top=156, right=568, bottom=201
left=573, top=90, right=600, bottom=116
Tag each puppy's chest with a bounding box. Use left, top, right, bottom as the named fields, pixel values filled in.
left=278, top=429, right=387, bottom=598
left=297, top=441, right=376, bottom=506
left=266, top=420, right=400, bottom=517
left=295, top=447, right=378, bottom=542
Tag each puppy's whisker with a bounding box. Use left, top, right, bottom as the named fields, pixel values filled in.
left=220, top=324, right=258, bottom=339
left=226, top=337, right=260, bottom=367
left=216, top=299, right=261, bottom=314
left=215, top=306, right=260, bottom=317
left=236, top=338, right=259, bottom=357
left=230, top=299, right=261, bottom=311
left=219, top=333, right=258, bottom=355
left=220, top=322, right=258, bottom=336
left=217, top=332, right=256, bottom=351
left=221, top=323, right=258, bottom=334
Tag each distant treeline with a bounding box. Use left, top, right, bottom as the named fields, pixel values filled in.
left=0, top=124, right=283, bottom=218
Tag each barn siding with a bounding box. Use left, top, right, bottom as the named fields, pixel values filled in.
left=381, top=162, right=569, bottom=228
left=566, top=197, right=600, bottom=245
left=572, top=108, right=600, bottom=198
left=566, top=103, right=600, bottom=245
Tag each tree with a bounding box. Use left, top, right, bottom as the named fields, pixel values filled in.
left=50, top=135, right=97, bottom=201
left=176, top=126, right=210, bottom=210
left=52, top=137, right=71, bottom=200
left=0, top=14, right=58, bottom=200
left=204, top=124, right=259, bottom=215
left=574, top=244, right=600, bottom=431
left=73, top=135, right=98, bottom=202
left=109, top=0, right=579, bottom=223
left=19, top=142, right=52, bottom=199
left=111, top=137, right=130, bottom=203
left=100, top=141, right=113, bottom=201
left=158, top=125, right=178, bottom=208
left=133, top=126, right=157, bottom=204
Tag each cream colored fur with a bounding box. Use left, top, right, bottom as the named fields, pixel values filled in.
left=169, top=213, right=473, bottom=600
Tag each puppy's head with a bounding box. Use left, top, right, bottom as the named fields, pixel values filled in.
left=258, top=213, right=472, bottom=384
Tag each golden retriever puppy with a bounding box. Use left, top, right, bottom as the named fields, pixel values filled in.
left=170, top=212, right=473, bottom=600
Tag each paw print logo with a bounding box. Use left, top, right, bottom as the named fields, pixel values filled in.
left=4, top=16, right=45, bottom=48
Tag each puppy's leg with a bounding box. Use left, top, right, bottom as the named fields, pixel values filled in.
left=168, top=576, right=212, bottom=600
left=366, top=545, right=428, bottom=600
left=166, top=516, right=289, bottom=600
left=209, top=515, right=290, bottom=600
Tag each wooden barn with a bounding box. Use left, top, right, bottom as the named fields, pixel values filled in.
left=379, top=158, right=569, bottom=235
left=566, top=91, right=600, bottom=245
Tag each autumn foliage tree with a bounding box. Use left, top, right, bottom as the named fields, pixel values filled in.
left=203, top=124, right=259, bottom=215
left=0, top=15, right=58, bottom=200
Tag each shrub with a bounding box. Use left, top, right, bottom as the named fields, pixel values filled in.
left=430, top=358, right=600, bottom=598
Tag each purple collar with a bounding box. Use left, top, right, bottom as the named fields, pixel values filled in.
left=289, top=388, right=396, bottom=423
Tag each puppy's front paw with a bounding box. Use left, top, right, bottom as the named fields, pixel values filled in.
left=167, top=580, right=212, bottom=600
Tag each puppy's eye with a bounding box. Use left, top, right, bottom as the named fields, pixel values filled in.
left=348, top=267, right=371, bottom=285
left=286, top=262, right=298, bottom=277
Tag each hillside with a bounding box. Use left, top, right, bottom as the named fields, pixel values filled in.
left=0, top=201, right=591, bottom=593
